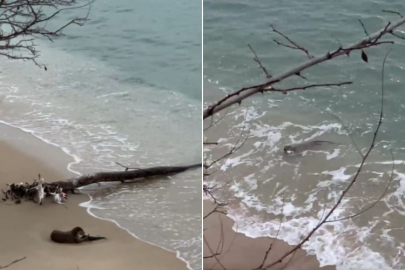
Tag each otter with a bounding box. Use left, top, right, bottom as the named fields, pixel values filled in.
left=284, top=140, right=336, bottom=154
left=50, top=227, right=106, bottom=244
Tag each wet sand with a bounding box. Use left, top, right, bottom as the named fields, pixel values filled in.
left=203, top=200, right=336, bottom=270
left=0, top=124, right=187, bottom=270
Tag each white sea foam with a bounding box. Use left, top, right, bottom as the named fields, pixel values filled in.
left=0, top=42, right=201, bottom=269
left=205, top=101, right=402, bottom=270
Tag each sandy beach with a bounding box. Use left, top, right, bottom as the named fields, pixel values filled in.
left=0, top=123, right=187, bottom=270
left=203, top=200, right=336, bottom=270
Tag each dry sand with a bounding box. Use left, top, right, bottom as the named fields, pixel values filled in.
left=0, top=124, right=187, bottom=270
left=203, top=200, right=336, bottom=270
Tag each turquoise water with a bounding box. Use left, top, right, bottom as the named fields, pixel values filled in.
left=48, top=0, right=201, bottom=100
left=0, top=1, right=201, bottom=269
left=204, top=1, right=405, bottom=269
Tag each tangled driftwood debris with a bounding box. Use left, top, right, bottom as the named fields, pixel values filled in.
left=2, top=163, right=201, bottom=204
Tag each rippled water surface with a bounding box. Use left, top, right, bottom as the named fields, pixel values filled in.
left=0, top=1, right=201, bottom=269
left=204, top=1, right=405, bottom=269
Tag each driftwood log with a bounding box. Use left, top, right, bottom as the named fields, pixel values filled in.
left=50, top=163, right=202, bottom=193
left=2, top=163, right=201, bottom=203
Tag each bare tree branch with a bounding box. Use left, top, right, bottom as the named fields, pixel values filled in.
left=204, top=123, right=249, bottom=171
left=324, top=110, right=364, bottom=158
left=248, top=44, right=271, bottom=78
left=389, top=31, right=405, bottom=40
left=204, top=17, right=405, bottom=119
left=254, top=198, right=285, bottom=270
left=359, top=19, right=370, bottom=36
left=382, top=10, right=404, bottom=18
left=203, top=232, right=228, bottom=270
left=0, top=257, right=26, bottom=269
left=204, top=107, right=231, bottom=131
left=326, top=149, right=395, bottom=223
left=204, top=142, right=219, bottom=145
left=0, top=0, right=94, bottom=67
left=271, top=25, right=313, bottom=59
left=269, top=81, right=352, bottom=94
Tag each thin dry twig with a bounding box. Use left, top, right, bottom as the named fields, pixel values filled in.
left=382, top=10, right=404, bottom=18
left=359, top=19, right=370, bottom=36
left=271, top=25, right=313, bottom=59
left=0, top=0, right=93, bottom=67
left=326, top=149, right=395, bottom=223
left=254, top=198, right=285, bottom=270
left=204, top=107, right=231, bottom=131
left=248, top=44, right=271, bottom=78
left=0, top=257, right=26, bottom=269
left=279, top=249, right=299, bottom=270
left=204, top=142, right=219, bottom=145
left=325, top=110, right=364, bottom=158
left=115, top=162, right=142, bottom=171
left=204, top=115, right=250, bottom=171
left=203, top=233, right=228, bottom=270
left=270, top=81, right=352, bottom=94
left=389, top=31, right=405, bottom=40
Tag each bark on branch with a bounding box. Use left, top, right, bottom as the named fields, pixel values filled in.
left=2, top=163, right=202, bottom=203
left=203, top=17, right=405, bottom=119
left=49, top=163, right=202, bottom=193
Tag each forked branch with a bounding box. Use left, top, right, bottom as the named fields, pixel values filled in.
left=271, top=25, right=313, bottom=59
left=204, top=16, right=405, bottom=119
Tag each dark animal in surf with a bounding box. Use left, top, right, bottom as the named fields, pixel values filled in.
left=284, top=140, right=336, bottom=154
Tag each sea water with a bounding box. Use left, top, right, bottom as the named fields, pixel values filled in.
left=204, top=0, right=405, bottom=269
left=0, top=0, right=201, bottom=269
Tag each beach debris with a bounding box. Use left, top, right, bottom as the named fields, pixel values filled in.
left=34, top=176, right=45, bottom=205
left=49, top=187, right=67, bottom=205
left=1, top=174, right=68, bottom=205
left=0, top=257, right=26, bottom=269
left=50, top=227, right=107, bottom=244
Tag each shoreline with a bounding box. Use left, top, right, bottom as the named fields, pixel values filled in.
left=80, top=197, right=195, bottom=270
left=203, top=200, right=336, bottom=270
left=0, top=122, right=188, bottom=270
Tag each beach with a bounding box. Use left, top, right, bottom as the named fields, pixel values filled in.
left=0, top=0, right=202, bottom=266
left=203, top=0, right=405, bottom=268
left=0, top=123, right=187, bottom=270
left=203, top=200, right=335, bottom=270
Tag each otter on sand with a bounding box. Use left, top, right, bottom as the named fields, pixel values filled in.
left=50, top=227, right=106, bottom=244
left=284, top=140, right=336, bottom=154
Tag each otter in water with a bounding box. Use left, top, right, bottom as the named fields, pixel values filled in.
left=284, top=140, right=336, bottom=154
left=50, top=227, right=106, bottom=244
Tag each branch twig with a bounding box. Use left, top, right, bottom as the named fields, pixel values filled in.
left=0, top=257, right=26, bottom=269
left=248, top=44, right=271, bottom=78
left=204, top=17, right=405, bottom=119
left=271, top=25, right=313, bottom=59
